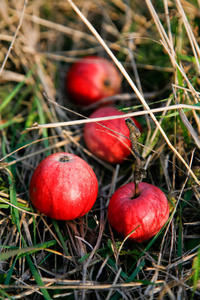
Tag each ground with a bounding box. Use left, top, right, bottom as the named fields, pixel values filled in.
left=0, top=0, right=200, bottom=299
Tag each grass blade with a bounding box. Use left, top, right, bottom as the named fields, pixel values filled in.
left=25, top=254, right=51, bottom=300
left=52, top=219, right=70, bottom=256
left=0, top=68, right=34, bottom=112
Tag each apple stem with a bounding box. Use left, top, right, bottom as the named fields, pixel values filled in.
left=125, top=118, right=146, bottom=198
left=133, top=169, right=142, bottom=198
left=134, top=177, right=139, bottom=198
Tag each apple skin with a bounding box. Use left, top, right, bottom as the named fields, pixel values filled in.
left=107, top=182, right=169, bottom=242
left=29, top=153, right=98, bottom=220
left=83, top=106, right=142, bottom=164
left=65, top=56, right=121, bottom=106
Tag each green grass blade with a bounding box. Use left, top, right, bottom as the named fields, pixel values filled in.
left=0, top=239, right=63, bottom=261
left=192, top=247, right=200, bottom=298
left=127, top=259, right=146, bottom=282
left=26, top=254, right=51, bottom=300
left=0, top=246, right=47, bottom=261
left=52, top=219, right=70, bottom=256
left=1, top=138, right=20, bottom=232
left=4, top=256, right=18, bottom=285
left=158, top=102, right=200, bottom=118
left=8, top=175, right=21, bottom=233
left=34, top=94, right=50, bottom=156
left=0, top=289, right=14, bottom=300
left=0, top=68, right=34, bottom=112
left=106, top=257, right=129, bottom=280
left=0, top=80, right=25, bottom=112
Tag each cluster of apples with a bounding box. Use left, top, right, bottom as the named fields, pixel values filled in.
left=29, top=56, right=169, bottom=243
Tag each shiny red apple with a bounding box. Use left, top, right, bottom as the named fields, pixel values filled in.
left=108, top=182, right=169, bottom=242
left=83, top=106, right=142, bottom=164
left=65, top=56, right=121, bottom=106
left=29, top=153, right=98, bottom=220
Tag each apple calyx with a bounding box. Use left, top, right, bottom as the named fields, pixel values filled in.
left=103, top=78, right=111, bottom=87
left=125, top=118, right=146, bottom=198
left=59, top=156, right=70, bottom=162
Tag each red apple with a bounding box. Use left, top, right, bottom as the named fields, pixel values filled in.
left=29, top=153, right=98, bottom=220
left=108, top=182, right=169, bottom=242
left=65, top=56, right=121, bottom=106
left=83, top=106, right=142, bottom=164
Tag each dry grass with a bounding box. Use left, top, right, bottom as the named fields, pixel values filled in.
left=0, top=0, right=200, bottom=299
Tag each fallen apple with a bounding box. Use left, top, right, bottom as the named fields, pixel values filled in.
left=29, top=153, right=98, bottom=220
left=107, top=182, right=169, bottom=242
left=65, top=56, right=121, bottom=106
left=83, top=106, right=142, bottom=164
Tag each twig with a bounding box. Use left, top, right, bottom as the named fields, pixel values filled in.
left=125, top=118, right=146, bottom=197
left=0, top=0, right=28, bottom=76
left=105, top=268, right=122, bottom=300
left=22, top=103, right=200, bottom=132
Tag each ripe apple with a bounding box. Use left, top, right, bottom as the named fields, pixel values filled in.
left=65, top=56, right=121, bottom=106
left=29, top=153, right=98, bottom=220
left=107, top=182, right=169, bottom=242
left=83, top=106, right=142, bottom=164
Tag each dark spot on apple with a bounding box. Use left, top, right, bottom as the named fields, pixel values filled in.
left=60, top=156, right=70, bottom=162
left=33, top=187, right=36, bottom=192
left=103, top=79, right=111, bottom=87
